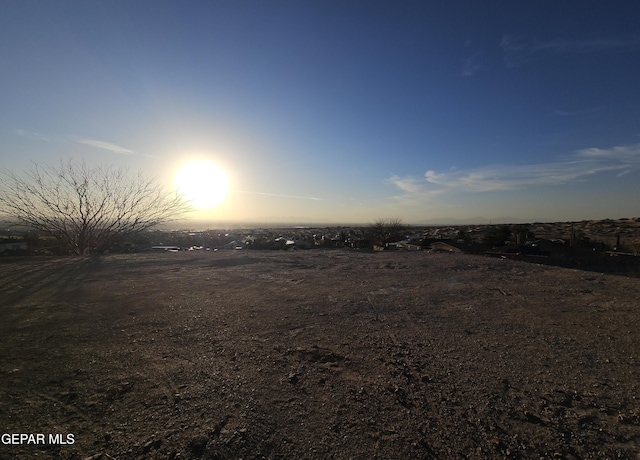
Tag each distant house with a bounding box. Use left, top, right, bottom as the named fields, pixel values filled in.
left=485, top=240, right=551, bottom=259
left=404, top=238, right=431, bottom=251
left=151, top=245, right=180, bottom=251
left=222, top=240, right=244, bottom=249
left=0, top=239, right=28, bottom=255
left=348, top=238, right=369, bottom=249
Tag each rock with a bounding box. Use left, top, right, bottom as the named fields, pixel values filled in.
left=188, top=435, right=209, bottom=457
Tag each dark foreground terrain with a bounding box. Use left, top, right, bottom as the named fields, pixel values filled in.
left=1, top=250, right=639, bottom=459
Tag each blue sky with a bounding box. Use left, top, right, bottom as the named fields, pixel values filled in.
left=1, top=1, right=639, bottom=224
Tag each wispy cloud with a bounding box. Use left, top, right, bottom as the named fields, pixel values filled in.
left=577, top=143, right=640, bottom=162
left=13, top=128, right=58, bottom=142
left=385, top=174, right=444, bottom=204
left=14, top=129, right=157, bottom=158
left=534, top=37, right=640, bottom=54
left=387, top=143, right=640, bottom=200
left=501, top=35, right=640, bottom=68
left=500, top=35, right=531, bottom=68
left=553, top=106, right=603, bottom=118
left=386, top=175, right=425, bottom=194
left=461, top=53, right=482, bottom=77
left=77, top=138, right=135, bottom=155
left=234, top=190, right=324, bottom=201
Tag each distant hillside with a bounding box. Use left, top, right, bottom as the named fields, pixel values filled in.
left=413, top=216, right=549, bottom=226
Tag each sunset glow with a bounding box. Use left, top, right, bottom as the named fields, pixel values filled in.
left=2, top=2, right=639, bottom=224
left=174, top=161, right=229, bottom=210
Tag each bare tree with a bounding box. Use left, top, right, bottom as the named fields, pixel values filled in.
left=367, top=218, right=406, bottom=248
left=0, top=160, right=192, bottom=255
left=512, top=224, right=532, bottom=245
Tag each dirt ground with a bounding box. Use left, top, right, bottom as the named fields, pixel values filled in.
left=1, top=249, right=640, bottom=459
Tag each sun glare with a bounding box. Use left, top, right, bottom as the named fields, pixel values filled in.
left=175, top=160, right=229, bottom=209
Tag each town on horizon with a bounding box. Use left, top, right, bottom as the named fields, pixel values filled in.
left=164, top=215, right=640, bottom=231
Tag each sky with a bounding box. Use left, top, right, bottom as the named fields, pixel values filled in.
left=1, top=1, right=640, bottom=225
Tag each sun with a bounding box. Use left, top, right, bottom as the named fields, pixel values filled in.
left=174, top=160, right=229, bottom=209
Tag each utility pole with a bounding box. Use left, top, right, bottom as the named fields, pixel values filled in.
left=570, top=222, right=575, bottom=247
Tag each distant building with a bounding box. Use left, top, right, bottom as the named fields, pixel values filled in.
left=151, top=245, right=180, bottom=251
left=0, top=239, right=28, bottom=255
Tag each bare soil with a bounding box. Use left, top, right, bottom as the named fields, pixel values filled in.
left=1, top=250, right=640, bottom=459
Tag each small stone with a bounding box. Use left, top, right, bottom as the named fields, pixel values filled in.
left=188, top=435, right=209, bottom=457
